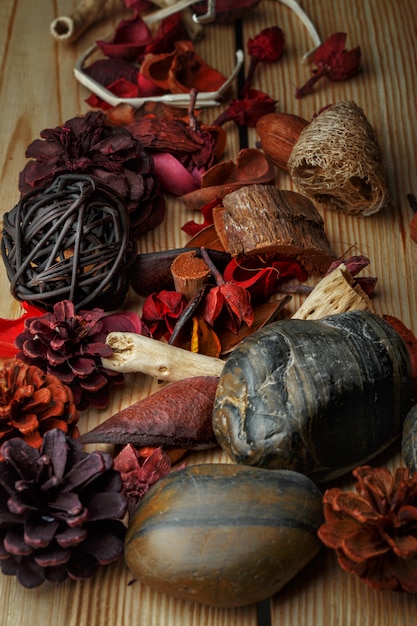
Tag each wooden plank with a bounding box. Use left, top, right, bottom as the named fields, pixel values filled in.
left=0, top=1, right=417, bottom=624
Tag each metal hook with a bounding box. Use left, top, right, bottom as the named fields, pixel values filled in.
left=192, top=0, right=216, bottom=24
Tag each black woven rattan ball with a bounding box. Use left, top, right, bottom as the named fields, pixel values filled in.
left=1, top=174, right=137, bottom=311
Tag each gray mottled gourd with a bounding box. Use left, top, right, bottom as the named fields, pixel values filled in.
left=402, top=404, right=417, bottom=473
left=124, top=464, right=323, bottom=607
left=212, top=310, right=413, bottom=482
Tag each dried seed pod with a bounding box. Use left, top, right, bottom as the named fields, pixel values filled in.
left=287, top=101, right=389, bottom=216
left=256, top=112, right=309, bottom=171
left=212, top=310, right=413, bottom=482
left=125, top=463, right=323, bottom=607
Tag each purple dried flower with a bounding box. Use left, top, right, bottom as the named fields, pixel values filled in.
left=18, top=111, right=165, bottom=236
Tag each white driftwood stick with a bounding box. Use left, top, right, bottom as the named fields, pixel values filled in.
left=102, top=332, right=224, bottom=381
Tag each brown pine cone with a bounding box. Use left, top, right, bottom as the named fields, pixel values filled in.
left=0, top=358, right=79, bottom=452
left=0, top=429, right=127, bottom=588
left=318, top=465, right=417, bottom=592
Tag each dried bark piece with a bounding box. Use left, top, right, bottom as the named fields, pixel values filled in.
left=213, top=184, right=336, bottom=273
left=170, top=250, right=211, bottom=300
left=79, top=376, right=219, bottom=449
left=292, top=263, right=374, bottom=320
left=287, top=101, right=389, bottom=216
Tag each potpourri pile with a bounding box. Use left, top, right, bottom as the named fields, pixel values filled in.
left=1, top=0, right=417, bottom=601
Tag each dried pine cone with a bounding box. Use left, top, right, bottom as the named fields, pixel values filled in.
left=15, top=300, right=138, bottom=410
left=0, top=358, right=78, bottom=452
left=0, top=429, right=127, bottom=588
left=318, top=465, right=417, bottom=592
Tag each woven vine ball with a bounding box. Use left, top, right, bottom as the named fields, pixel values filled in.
left=1, top=174, right=137, bottom=311
left=287, top=101, right=389, bottom=216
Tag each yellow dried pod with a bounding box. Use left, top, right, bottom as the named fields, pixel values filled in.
left=287, top=101, right=389, bottom=216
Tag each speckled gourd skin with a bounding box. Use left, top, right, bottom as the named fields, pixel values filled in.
left=124, top=464, right=323, bottom=607
left=212, top=311, right=413, bottom=482
left=402, top=405, right=417, bottom=474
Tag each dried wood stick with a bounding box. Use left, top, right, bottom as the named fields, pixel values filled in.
left=292, top=263, right=374, bottom=320
left=51, top=0, right=109, bottom=43
left=101, top=332, right=224, bottom=381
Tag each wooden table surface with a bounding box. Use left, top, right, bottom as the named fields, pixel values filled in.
left=1, top=1, right=417, bottom=624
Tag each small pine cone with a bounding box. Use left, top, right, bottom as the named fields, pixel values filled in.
left=0, top=358, right=79, bottom=453
left=0, top=429, right=127, bottom=588
left=318, top=465, right=417, bottom=593
left=15, top=300, right=126, bottom=410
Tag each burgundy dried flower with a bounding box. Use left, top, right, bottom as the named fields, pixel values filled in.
left=15, top=300, right=148, bottom=410
left=114, top=444, right=172, bottom=518
left=18, top=111, right=165, bottom=236
left=0, top=359, right=79, bottom=453
left=318, top=465, right=417, bottom=592
left=242, top=27, right=285, bottom=93
left=0, top=429, right=127, bottom=588
left=141, top=290, right=188, bottom=340
left=296, top=32, right=361, bottom=98
left=212, top=88, right=277, bottom=128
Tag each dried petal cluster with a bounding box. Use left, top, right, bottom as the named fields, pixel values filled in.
left=296, top=32, right=361, bottom=98
left=18, top=111, right=165, bottom=236
left=0, top=359, right=78, bottom=452
left=15, top=300, right=146, bottom=410
left=318, top=465, right=417, bottom=592
left=0, top=429, right=126, bottom=588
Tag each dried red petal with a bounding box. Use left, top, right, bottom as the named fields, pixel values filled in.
left=0, top=302, right=46, bottom=358
left=96, top=14, right=153, bottom=61
left=223, top=256, right=307, bottom=303
left=212, top=88, right=277, bottom=127
left=141, top=290, right=188, bottom=340
left=140, top=40, right=227, bottom=94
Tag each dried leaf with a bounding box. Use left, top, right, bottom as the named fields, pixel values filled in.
left=79, top=376, right=219, bottom=449
left=181, top=148, right=276, bottom=210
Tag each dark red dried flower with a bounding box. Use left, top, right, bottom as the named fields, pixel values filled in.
left=200, top=248, right=254, bottom=334
left=296, top=32, right=361, bottom=98
left=0, top=359, right=79, bottom=453
left=243, top=27, right=285, bottom=92
left=318, top=465, right=417, bottom=592
left=114, top=444, right=172, bottom=518
left=0, top=429, right=127, bottom=588
left=15, top=300, right=148, bottom=410
left=141, top=290, right=188, bottom=340
left=18, top=111, right=165, bottom=236
left=212, top=88, right=277, bottom=128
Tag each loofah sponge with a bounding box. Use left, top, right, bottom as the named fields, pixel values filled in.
left=287, top=101, right=389, bottom=216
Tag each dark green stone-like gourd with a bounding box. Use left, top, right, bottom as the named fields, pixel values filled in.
left=402, top=404, right=417, bottom=473
left=125, top=464, right=323, bottom=607
left=212, top=311, right=413, bottom=482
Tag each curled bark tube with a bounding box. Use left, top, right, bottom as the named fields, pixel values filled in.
left=50, top=0, right=109, bottom=43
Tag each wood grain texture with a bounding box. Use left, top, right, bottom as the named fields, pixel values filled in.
left=1, top=0, right=417, bottom=624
